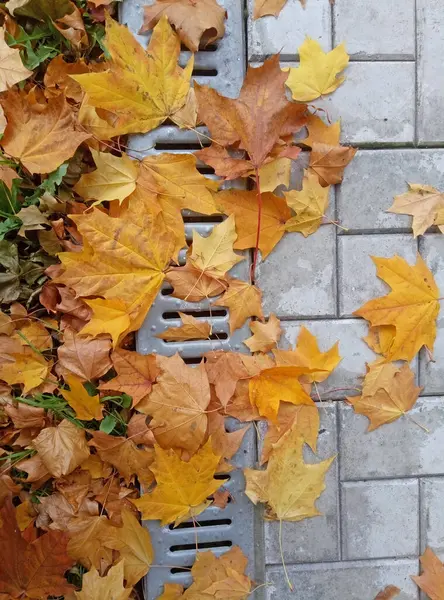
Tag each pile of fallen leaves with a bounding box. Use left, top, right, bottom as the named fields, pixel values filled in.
left=0, top=0, right=442, bottom=598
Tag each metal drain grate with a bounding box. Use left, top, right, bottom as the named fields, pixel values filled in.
left=120, top=2, right=262, bottom=598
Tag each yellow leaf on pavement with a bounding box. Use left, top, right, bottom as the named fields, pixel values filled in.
left=74, top=561, right=131, bottom=600
left=249, top=365, right=316, bottom=422
left=81, top=298, right=131, bottom=348
left=74, top=150, right=139, bottom=205
left=302, top=113, right=341, bottom=148
left=132, top=438, right=222, bottom=525
left=354, top=254, right=440, bottom=361
left=61, top=374, right=103, bottom=421
left=72, top=16, right=194, bottom=135
left=285, top=171, right=330, bottom=236
left=0, top=27, right=31, bottom=91
left=285, top=38, right=349, bottom=102
left=157, top=312, right=211, bottom=341
left=213, top=279, right=263, bottom=333
left=273, top=325, right=341, bottom=383
left=245, top=424, right=335, bottom=520
left=347, top=363, right=421, bottom=431
left=190, top=215, right=244, bottom=279
left=387, top=183, right=444, bottom=238
left=259, top=157, right=292, bottom=193
left=244, top=313, right=282, bottom=352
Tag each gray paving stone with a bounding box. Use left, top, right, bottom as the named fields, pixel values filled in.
left=247, top=0, right=331, bottom=62
left=418, top=235, right=444, bottom=394
left=316, top=62, right=415, bottom=145
left=265, top=559, right=419, bottom=600
left=338, top=234, right=418, bottom=317
left=337, top=150, right=444, bottom=232
left=334, top=0, right=415, bottom=58
left=264, top=404, right=339, bottom=564
left=420, top=478, right=444, bottom=557
left=280, top=319, right=375, bottom=400
left=256, top=225, right=336, bottom=318
left=339, top=398, right=444, bottom=480
left=341, top=480, right=419, bottom=560
left=417, top=0, right=444, bottom=143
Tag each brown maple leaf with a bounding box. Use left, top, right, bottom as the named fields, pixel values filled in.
left=57, top=328, right=112, bottom=381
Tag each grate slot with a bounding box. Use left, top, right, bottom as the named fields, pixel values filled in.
left=170, top=540, right=232, bottom=552
left=169, top=519, right=232, bottom=530
left=162, top=310, right=228, bottom=319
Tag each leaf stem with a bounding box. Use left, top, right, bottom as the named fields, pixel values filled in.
left=279, top=519, right=293, bottom=591
left=250, top=166, right=262, bottom=285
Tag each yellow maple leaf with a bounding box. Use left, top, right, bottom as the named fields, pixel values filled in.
left=132, top=438, right=222, bottom=525
left=0, top=348, right=50, bottom=394
left=302, top=113, right=341, bottom=148
left=254, top=0, right=287, bottom=19
left=244, top=313, right=282, bottom=353
left=249, top=365, right=316, bottom=422
left=74, top=561, right=131, bottom=600
left=61, top=374, right=103, bottom=421
left=81, top=298, right=131, bottom=348
left=157, top=312, right=211, bottom=342
left=285, top=38, right=349, bottom=102
left=0, top=27, right=32, bottom=91
left=213, top=278, right=263, bottom=333
left=245, top=424, right=335, bottom=520
left=189, top=214, right=244, bottom=279
left=285, top=171, right=330, bottom=236
left=72, top=16, right=194, bottom=135
left=354, top=254, right=440, bottom=361
left=387, top=183, right=444, bottom=238
left=74, top=150, right=139, bottom=205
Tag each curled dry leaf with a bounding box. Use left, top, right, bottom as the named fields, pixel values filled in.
left=141, top=0, right=226, bottom=52
left=412, top=547, right=444, bottom=599
left=132, top=438, right=222, bottom=525
left=387, top=183, right=444, bottom=238
left=285, top=37, right=349, bottom=102
left=245, top=424, right=335, bottom=521
left=244, top=313, right=282, bottom=352
left=213, top=279, right=264, bottom=334
left=354, top=254, right=440, bottom=362
left=61, top=374, right=103, bottom=421
left=137, top=354, right=210, bottom=454
left=74, top=561, right=132, bottom=600
left=57, top=329, right=112, bottom=381
left=32, top=419, right=90, bottom=478
left=285, top=171, right=330, bottom=236
left=157, top=312, right=211, bottom=342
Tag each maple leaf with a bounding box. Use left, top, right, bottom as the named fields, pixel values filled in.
left=302, top=114, right=341, bottom=147
left=204, top=350, right=251, bottom=407
left=0, top=90, right=89, bottom=174
left=137, top=354, right=210, bottom=454
left=273, top=325, right=341, bottom=383
left=166, top=263, right=227, bottom=302
left=0, top=347, right=50, bottom=393
left=347, top=363, right=421, bottom=431
left=412, top=547, right=444, bottom=600
left=74, top=561, right=132, bottom=600
left=207, top=410, right=249, bottom=463
left=132, top=438, right=222, bottom=525
left=309, top=142, right=357, bottom=187
left=57, top=329, right=112, bottom=381
left=261, top=401, right=319, bottom=464
left=0, top=497, right=74, bottom=599
left=67, top=514, right=115, bottom=569
left=285, top=38, right=349, bottom=102
left=354, top=254, right=440, bottom=361
left=253, top=0, right=287, bottom=19
left=213, top=279, right=263, bottom=333
left=80, top=298, right=131, bottom=348
left=61, top=374, right=103, bottom=421
left=89, top=430, right=155, bottom=485
left=32, top=419, right=90, bottom=478
left=44, top=55, right=92, bottom=102
left=74, top=150, right=139, bottom=205
left=244, top=313, right=282, bottom=352
left=54, top=196, right=174, bottom=335
left=103, top=509, right=153, bottom=586
left=374, top=586, right=401, bottom=600
left=249, top=365, right=316, bottom=422
left=214, top=189, right=291, bottom=258
left=72, top=16, right=194, bottom=135
left=284, top=171, right=330, bottom=236
left=99, top=348, right=160, bottom=407
left=157, top=584, right=184, bottom=599
left=157, top=312, right=211, bottom=342
left=0, top=27, right=31, bottom=91
left=245, top=425, right=335, bottom=520
left=141, top=0, right=226, bottom=52
left=387, top=183, right=444, bottom=238
left=189, top=215, right=243, bottom=279
left=259, top=156, right=292, bottom=193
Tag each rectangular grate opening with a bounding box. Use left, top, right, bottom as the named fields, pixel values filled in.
left=192, top=67, right=218, bottom=77
left=169, top=518, right=232, bottom=530
left=162, top=310, right=228, bottom=319
left=181, top=43, right=219, bottom=52
left=170, top=540, right=233, bottom=552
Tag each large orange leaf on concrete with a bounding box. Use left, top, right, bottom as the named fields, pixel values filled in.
left=0, top=497, right=74, bottom=599
left=141, top=0, right=226, bottom=52
left=72, top=16, right=194, bottom=135
left=137, top=354, right=210, bottom=454
left=412, top=547, right=444, bottom=599
left=0, top=90, right=89, bottom=174
left=55, top=196, right=174, bottom=337
left=284, top=171, right=330, bottom=236
left=132, top=438, right=222, bottom=525
left=245, top=425, right=335, bottom=521
left=354, top=255, right=440, bottom=361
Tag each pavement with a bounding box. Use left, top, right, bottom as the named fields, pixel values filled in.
left=121, top=0, right=444, bottom=598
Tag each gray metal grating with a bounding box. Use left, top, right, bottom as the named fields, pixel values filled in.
left=120, top=1, right=260, bottom=598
